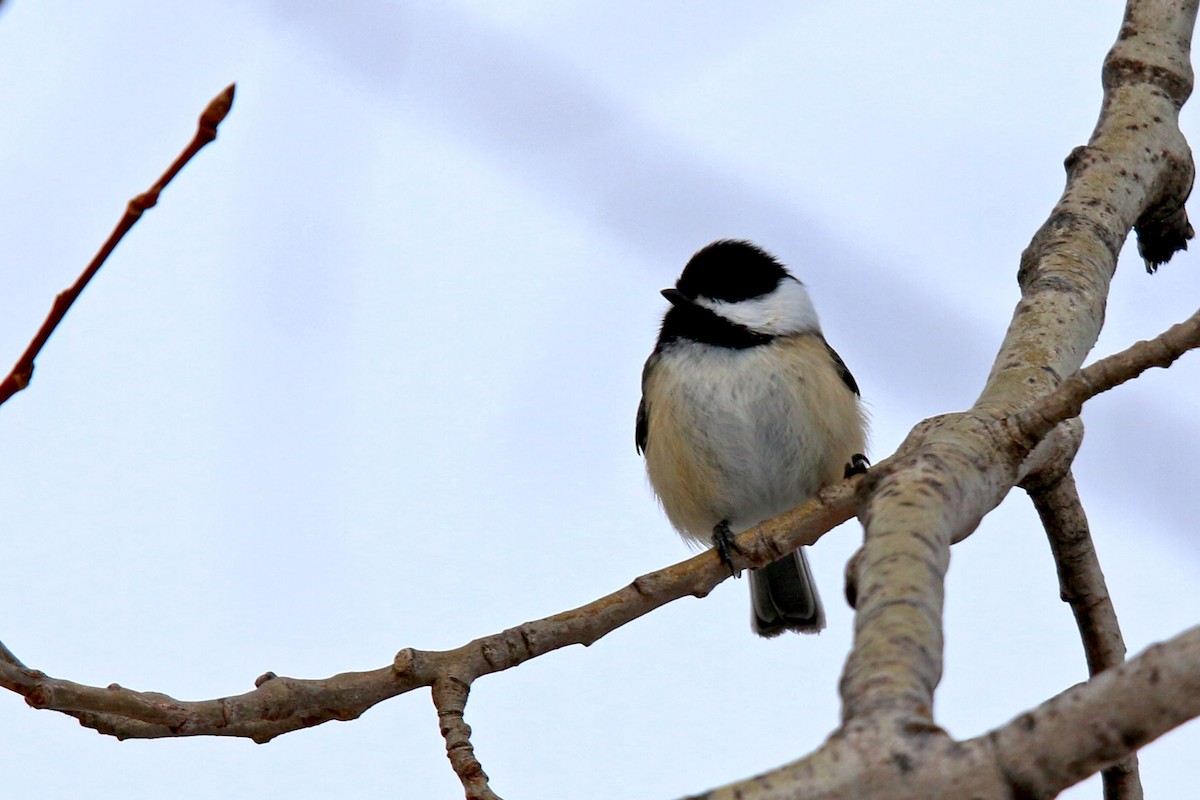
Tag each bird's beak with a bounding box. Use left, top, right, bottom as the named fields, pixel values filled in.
left=661, top=287, right=692, bottom=307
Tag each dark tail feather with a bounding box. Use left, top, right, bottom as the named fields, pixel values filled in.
left=749, top=548, right=825, bottom=637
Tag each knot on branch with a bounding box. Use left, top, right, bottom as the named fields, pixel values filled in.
left=1136, top=184, right=1195, bottom=271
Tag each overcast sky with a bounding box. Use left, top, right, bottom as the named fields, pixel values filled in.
left=2, top=2, right=1199, bottom=798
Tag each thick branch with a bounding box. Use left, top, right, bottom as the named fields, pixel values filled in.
left=688, top=625, right=1200, bottom=800
left=985, top=625, right=1200, bottom=798
left=1110, top=0, right=1199, bottom=269
left=0, top=83, right=236, bottom=408
left=837, top=0, right=1198, bottom=727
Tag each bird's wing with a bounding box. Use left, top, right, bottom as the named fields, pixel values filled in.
left=635, top=352, right=659, bottom=455
left=821, top=336, right=860, bottom=397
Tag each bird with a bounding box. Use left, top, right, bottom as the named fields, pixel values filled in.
left=636, top=239, right=868, bottom=637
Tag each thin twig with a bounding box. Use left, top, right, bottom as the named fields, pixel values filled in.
left=1026, top=472, right=1142, bottom=800
left=432, top=679, right=503, bottom=800
left=1008, top=307, right=1200, bottom=449
left=0, top=83, right=236, bottom=407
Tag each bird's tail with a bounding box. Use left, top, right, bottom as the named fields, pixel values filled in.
left=749, top=547, right=826, bottom=637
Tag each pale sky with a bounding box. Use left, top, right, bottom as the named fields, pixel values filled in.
left=2, top=2, right=1199, bottom=798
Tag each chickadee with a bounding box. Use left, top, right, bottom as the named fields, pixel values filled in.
left=636, top=240, right=867, bottom=637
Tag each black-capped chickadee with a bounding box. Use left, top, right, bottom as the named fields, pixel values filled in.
left=636, top=240, right=868, bottom=637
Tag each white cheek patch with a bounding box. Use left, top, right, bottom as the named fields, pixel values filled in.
left=695, top=277, right=821, bottom=335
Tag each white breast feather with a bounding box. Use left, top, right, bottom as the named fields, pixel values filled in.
left=643, top=335, right=866, bottom=546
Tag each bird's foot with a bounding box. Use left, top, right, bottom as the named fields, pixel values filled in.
left=712, top=520, right=742, bottom=578
left=844, top=453, right=870, bottom=478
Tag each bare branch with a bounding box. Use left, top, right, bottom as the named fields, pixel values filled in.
left=0, top=640, right=27, bottom=670
left=1027, top=473, right=1128, bottom=673
left=1026, top=472, right=1142, bottom=800
left=3, top=3, right=1198, bottom=797
left=1010, top=306, right=1200, bottom=448
left=432, top=679, right=503, bottom=800
left=688, top=626, right=1200, bottom=800
left=837, top=0, right=1198, bottom=728
left=0, top=83, right=236, bottom=408
left=1111, top=0, right=1200, bottom=269
left=0, top=478, right=863, bottom=741
left=984, top=625, right=1200, bottom=798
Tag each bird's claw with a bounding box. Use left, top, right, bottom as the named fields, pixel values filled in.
left=844, top=453, right=870, bottom=478
left=712, top=520, right=742, bottom=578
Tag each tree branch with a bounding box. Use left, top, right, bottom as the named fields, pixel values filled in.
left=837, top=0, right=1197, bottom=729
left=1026, top=471, right=1142, bottom=800
left=0, top=477, right=863, bottom=741
left=685, top=625, right=1200, bottom=800
left=0, top=83, right=236, bottom=408
left=1009, top=306, right=1200, bottom=449
left=4, top=3, right=1199, bottom=798
left=985, top=625, right=1200, bottom=799
left=432, top=678, right=503, bottom=800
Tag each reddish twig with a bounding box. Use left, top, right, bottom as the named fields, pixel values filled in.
left=0, top=83, right=236, bottom=408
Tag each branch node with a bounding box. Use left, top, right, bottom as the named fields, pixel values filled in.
left=393, top=648, right=417, bottom=677
left=26, top=684, right=51, bottom=709
left=1137, top=197, right=1194, bottom=272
